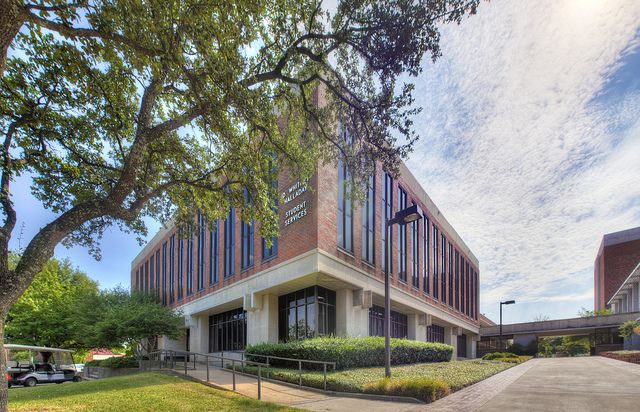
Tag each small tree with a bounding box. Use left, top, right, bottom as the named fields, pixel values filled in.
left=74, top=286, right=184, bottom=358
left=619, top=320, right=640, bottom=350
left=578, top=307, right=613, bottom=317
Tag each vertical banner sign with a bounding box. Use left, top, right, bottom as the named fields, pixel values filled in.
left=283, top=180, right=309, bottom=227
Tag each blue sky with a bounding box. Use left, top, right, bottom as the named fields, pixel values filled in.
left=9, top=0, right=640, bottom=325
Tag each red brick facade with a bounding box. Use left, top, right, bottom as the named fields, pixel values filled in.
left=594, top=229, right=640, bottom=310
left=132, top=160, right=480, bottom=327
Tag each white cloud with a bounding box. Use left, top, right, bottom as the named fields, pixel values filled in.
left=405, top=0, right=640, bottom=322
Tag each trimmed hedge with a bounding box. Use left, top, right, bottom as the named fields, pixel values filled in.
left=245, top=335, right=453, bottom=370
left=99, top=356, right=139, bottom=368
left=364, top=377, right=450, bottom=403
left=482, top=352, right=517, bottom=360
left=85, top=360, right=102, bottom=367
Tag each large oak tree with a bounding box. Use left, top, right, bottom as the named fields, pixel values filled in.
left=0, top=0, right=479, bottom=407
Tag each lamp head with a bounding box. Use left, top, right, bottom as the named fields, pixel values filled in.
left=501, top=300, right=515, bottom=305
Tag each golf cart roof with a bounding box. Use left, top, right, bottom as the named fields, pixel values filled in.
left=4, top=344, right=74, bottom=354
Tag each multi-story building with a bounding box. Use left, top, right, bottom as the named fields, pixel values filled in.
left=595, top=227, right=640, bottom=314
left=131, top=159, right=481, bottom=358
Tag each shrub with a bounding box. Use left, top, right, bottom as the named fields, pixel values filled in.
left=85, top=360, right=102, bottom=367
left=363, top=377, right=450, bottom=403
left=99, top=356, right=139, bottom=368
left=482, top=352, right=517, bottom=360
left=245, top=335, right=453, bottom=370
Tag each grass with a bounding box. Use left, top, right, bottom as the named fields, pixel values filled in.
left=608, top=350, right=640, bottom=354
left=8, top=372, right=302, bottom=412
left=235, top=358, right=519, bottom=402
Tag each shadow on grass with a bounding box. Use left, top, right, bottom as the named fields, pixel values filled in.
left=8, top=372, right=182, bottom=402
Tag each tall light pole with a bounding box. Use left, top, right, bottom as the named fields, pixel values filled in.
left=499, top=300, right=515, bottom=352
left=385, top=204, right=422, bottom=378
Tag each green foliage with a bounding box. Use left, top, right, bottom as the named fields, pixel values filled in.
left=578, top=307, right=613, bottom=317
left=619, top=320, right=640, bottom=350
left=245, top=335, right=453, bottom=370
left=99, top=357, right=139, bottom=369
left=85, top=360, right=102, bottom=367
left=73, top=286, right=184, bottom=358
left=482, top=352, right=517, bottom=360
left=559, top=342, right=589, bottom=356
left=363, top=377, right=450, bottom=403
left=5, top=253, right=99, bottom=348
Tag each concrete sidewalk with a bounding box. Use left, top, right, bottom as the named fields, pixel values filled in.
left=421, top=357, right=640, bottom=412
left=165, top=362, right=417, bottom=411
left=166, top=357, right=640, bottom=411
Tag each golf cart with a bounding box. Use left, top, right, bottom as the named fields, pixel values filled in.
left=5, top=344, right=82, bottom=387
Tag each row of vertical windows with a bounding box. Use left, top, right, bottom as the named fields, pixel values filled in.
left=368, top=304, right=408, bottom=339
left=278, top=286, right=336, bottom=341
left=209, top=308, right=246, bottom=352
left=224, top=208, right=235, bottom=278
left=241, top=188, right=255, bottom=270
left=136, top=210, right=277, bottom=307
left=426, top=324, right=445, bottom=343
left=335, top=168, right=479, bottom=321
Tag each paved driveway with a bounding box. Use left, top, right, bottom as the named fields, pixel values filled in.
left=422, top=356, right=640, bottom=412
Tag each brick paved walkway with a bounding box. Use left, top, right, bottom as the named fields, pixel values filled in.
left=413, top=359, right=541, bottom=412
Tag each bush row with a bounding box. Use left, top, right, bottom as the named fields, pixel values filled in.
left=85, top=357, right=139, bottom=368
left=245, top=335, right=453, bottom=370
left=482, top=352, right=517, bottom=360
left=364, top=377, right=450, bottom=403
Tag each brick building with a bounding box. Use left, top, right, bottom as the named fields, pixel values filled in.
left=594, top=227, right=640, bottom=312
left=131, top=159, right=481, bottom=358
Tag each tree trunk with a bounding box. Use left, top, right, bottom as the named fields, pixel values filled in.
left=1, top=318, right=9, bottom=412
left=0, top=0, right=23, bottom=77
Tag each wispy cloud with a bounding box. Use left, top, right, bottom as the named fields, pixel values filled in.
left=406, top=0, right=640, bottom=322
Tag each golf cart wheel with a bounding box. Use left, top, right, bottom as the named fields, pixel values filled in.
left=73, top=376, right=82, bottom=383
left=24, top=378, right=37, bottom=387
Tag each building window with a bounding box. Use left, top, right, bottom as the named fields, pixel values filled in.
left=186, top=228, right=194, bottom=297
left=149, top=256, right=154, bottom=290
left=262, top=191, right=278, bottom=261
left=278, top=286, right=336, bottom=341
left=224, top=208, right=235, bottom=279
left=433, top=224, right=439, bottom=300
left=337, top=162, right=353, bottom=252
left=135, top=269, right=139, bottom=290
left=144, top=260, right=149, bottom=292
left=426, top=324, right=445, bottom=343
left=458, top=334, right=468, bottom=357
left=162, top=242, right=168, bottom=306
left=470, top=268, right=475, bottom=320
left=210, top=219, right=219, bottom=285
left=140, top=265, right=144, bottom=291
left=460, top=257, right=465, bottom=315
left=441, top=234, right=446, bottom=305
left=369, top=304, right=408, bottom=339
left=177, top=230, right=184, bottom=301
left=155, top=249, right=160, bottom=297
left=197, top=215, right=206, bottom=292
left=241, top=188, right=254, bottom=270
left=208, top=308, right=247, bottom=352
left=397, top=186, right=407, bottom=283
left=382, top=172, right=393, bottom=275
left=412, top=201, right=419, bottom=288
left=465, top=261, right=470, bottom=316
left=455, top=250, right=459, bottom=311
left=448, top=242, right=454, bottom=307
left=474, top=270, right=479, bottom=320
left=423, top=218, right=429, bottom=295
left=362, top=174, right=375, bottom=264
left=169, top=234, right=175, bottom=305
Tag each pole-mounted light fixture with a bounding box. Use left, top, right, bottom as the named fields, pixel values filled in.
left=499, top=300, right=516, bottom=352
left=385, top=204, right=423, bottom=378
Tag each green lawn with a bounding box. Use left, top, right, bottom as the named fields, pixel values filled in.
left=8, top=373, right=302, bottom=412
left=238, top=358, right=519, bottom=400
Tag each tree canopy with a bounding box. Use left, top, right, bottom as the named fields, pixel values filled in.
left=5, top=252, right=98, bottom=348
left=73, top=286, right=184, bottom=358
left=0, top=1, right=480, bottom=408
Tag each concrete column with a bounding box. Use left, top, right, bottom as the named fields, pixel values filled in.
left=407, top=314, right=418, bottom=340
left=467, top=334, right=476, bottom=359
left=622, top=294, right=628, bottom=314
left=196, top=315, right=208, bottom=353
left=336, top=289, right=368, bottom=337
left=444, top=326, right=458, bottom=357
left=247, top=294, right=279, bottom=345
left=632, top=282, right=640, bottom=312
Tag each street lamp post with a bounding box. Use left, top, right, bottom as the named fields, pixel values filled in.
left=499, top=300, right=515, bottom=352
left=385, top=204, right=423, bottom=378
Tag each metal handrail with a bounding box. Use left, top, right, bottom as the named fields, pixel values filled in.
left=149, top=349, right=269, bottom=400
left=242, top=352, right=336, bottom=391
